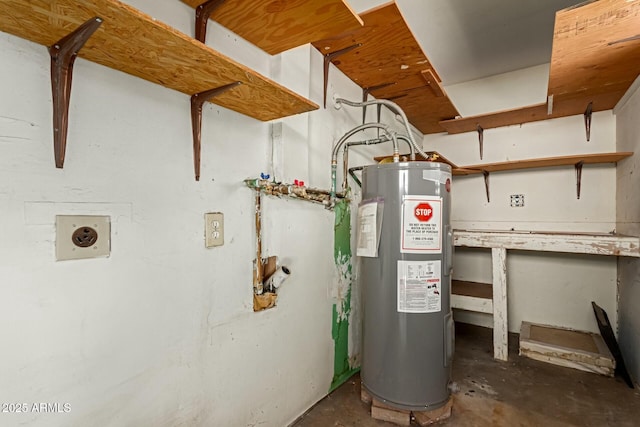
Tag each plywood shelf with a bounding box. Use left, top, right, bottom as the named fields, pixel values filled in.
left=454, top=152, right=632, bottom=175
left=312, top=1, right=459, bottom=134
left=548, top=0, right=640, bottom=112
left=440, top=0, right=640, bottom=135
left=181, top=0, right=363, bottom=55
left=440, top=103, right=549, bottom=135
left=0, top=0, right=318, bottom=122
left=373, top=152, right=632, bottom=177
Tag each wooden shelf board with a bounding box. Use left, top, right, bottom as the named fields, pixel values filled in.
left=457, top=152, right=632, bottom=175
left=452, top=152, right=631, bottom=176
left=0, top=0, right=318, bottom=122
left=452, top=280, right=492, bottom=300
left=312, top=1, right=459, bottom=134
left=454, top=229, right=640, bottom=257
left=451, top=279, right=493, bottom=314
left=439, top=90, right=626, bottom=135
left=548, top=0, right=640, bottom=108
left=181, top=0, right=363, bottom=55
left=440, top=103, right=548, bottom=134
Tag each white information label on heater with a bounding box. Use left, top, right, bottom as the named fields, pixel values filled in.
left=397, top=260, right=441, bottom=313
left=357, top=201, right=378, bottom=257
left=401, top=196, right=442, bottom=253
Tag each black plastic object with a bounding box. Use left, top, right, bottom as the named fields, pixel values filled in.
left=591, top=301, right=634, bottom=388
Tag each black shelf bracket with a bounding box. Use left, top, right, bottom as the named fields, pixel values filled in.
left=195, top=0, right=226, bottom=43
left=49, top=17, right=103, bottom=169
left=584, top=101, right=593, bottom=142
left=362, top=82, right=394, bottom=124
left=483, top=170, right=490, bottom=203
left=575, top=161, right=584, bottom=199
left=477, top=125, right=484, bottom=160
left=323, top=43, right=361, bottom=108
left=190, top=81, right=242, bottom=181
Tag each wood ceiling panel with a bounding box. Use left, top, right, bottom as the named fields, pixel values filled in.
left=312, top=1, right=458, bottom=134
left=548, top=0, right=640, bottom=109
left=181, top=0, right=363, bottom=55
left=0, top=0, right=317, bottom=122
left=313, top=1, right=432, bottom=92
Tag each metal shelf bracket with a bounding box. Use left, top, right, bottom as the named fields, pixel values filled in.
left=49, top=17, right=103, bottom=168
left=362, top=82, right=394, bottom=124
left=194, top=0, right=226, bottom=43
left=190, top=81, right=242, bottom=180
left=575, top=161, right=584, bottom=199
left=483, top=170, right=490, bottom=203
left=477, top=125, right=484, bottom=160
left=584, top=101, right=593, bottom=142
left=323, top=43, right=361, bottom=108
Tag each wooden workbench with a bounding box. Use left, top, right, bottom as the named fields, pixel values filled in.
left=452, top=229, right=640, bottom=361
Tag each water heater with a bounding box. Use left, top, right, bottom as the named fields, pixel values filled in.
left=358, top=161, right=454, bottom=411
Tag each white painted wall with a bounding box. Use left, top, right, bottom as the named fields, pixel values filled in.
left=444, top=64, right=550, bottom=117
left=0, top=1, right=393, bottom=425
left=424, top=69, right=618, bottom=334
left=614, top=76, right=640, bottom=384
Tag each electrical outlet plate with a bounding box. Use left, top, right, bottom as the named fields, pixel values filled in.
left=56, top=215, right=110, bottom=261
left=510, top=194, right=525, bottom=207
left=205, top=212, right=224, bottom=248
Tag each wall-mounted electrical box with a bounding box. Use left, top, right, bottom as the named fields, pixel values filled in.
left=56, top=215, right=111, bottom=261
left=510, top=194, right=525, bottom=207
left=205, top=212, right=224, bottom=248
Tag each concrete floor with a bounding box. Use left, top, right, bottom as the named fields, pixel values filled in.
left=293, top=323, right=640, bottom=427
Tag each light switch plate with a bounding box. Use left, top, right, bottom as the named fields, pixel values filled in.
left=56, top=215, right=110, bottom=261
left=205, top=212, right=224, bottom=248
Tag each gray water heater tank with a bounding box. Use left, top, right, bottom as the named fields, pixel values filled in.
left=358, top=161, right=454, bottom=411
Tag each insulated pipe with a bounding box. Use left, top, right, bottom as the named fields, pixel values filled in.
left=330, top=123, right=393, bottom=205
left=335, top=98, right=429, bottom=161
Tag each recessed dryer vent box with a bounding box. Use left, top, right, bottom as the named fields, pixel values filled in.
left=56, top=215, right=111, bottom=261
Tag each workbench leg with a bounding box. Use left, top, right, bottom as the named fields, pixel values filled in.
left=492, top=247, right=508, bottom=361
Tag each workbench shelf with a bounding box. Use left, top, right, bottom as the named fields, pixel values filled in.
left=452, top=229, right=640, bottom=361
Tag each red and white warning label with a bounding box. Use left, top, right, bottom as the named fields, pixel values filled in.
left=401, top=196, right=442, bottom=253
left=397, top=260, right=442, bottom=313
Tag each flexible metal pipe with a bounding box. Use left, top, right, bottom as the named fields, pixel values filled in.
left=335, top=98, right=429, bottom=161
left=330, top=123, right=394, bottom=205
left=397, top=135, right=416, bottom=160
left=331, top=123, right=392, bottom=161
left=342, top=135, right=391, bottom=192
left=348, top=166, right=364, bottom=188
